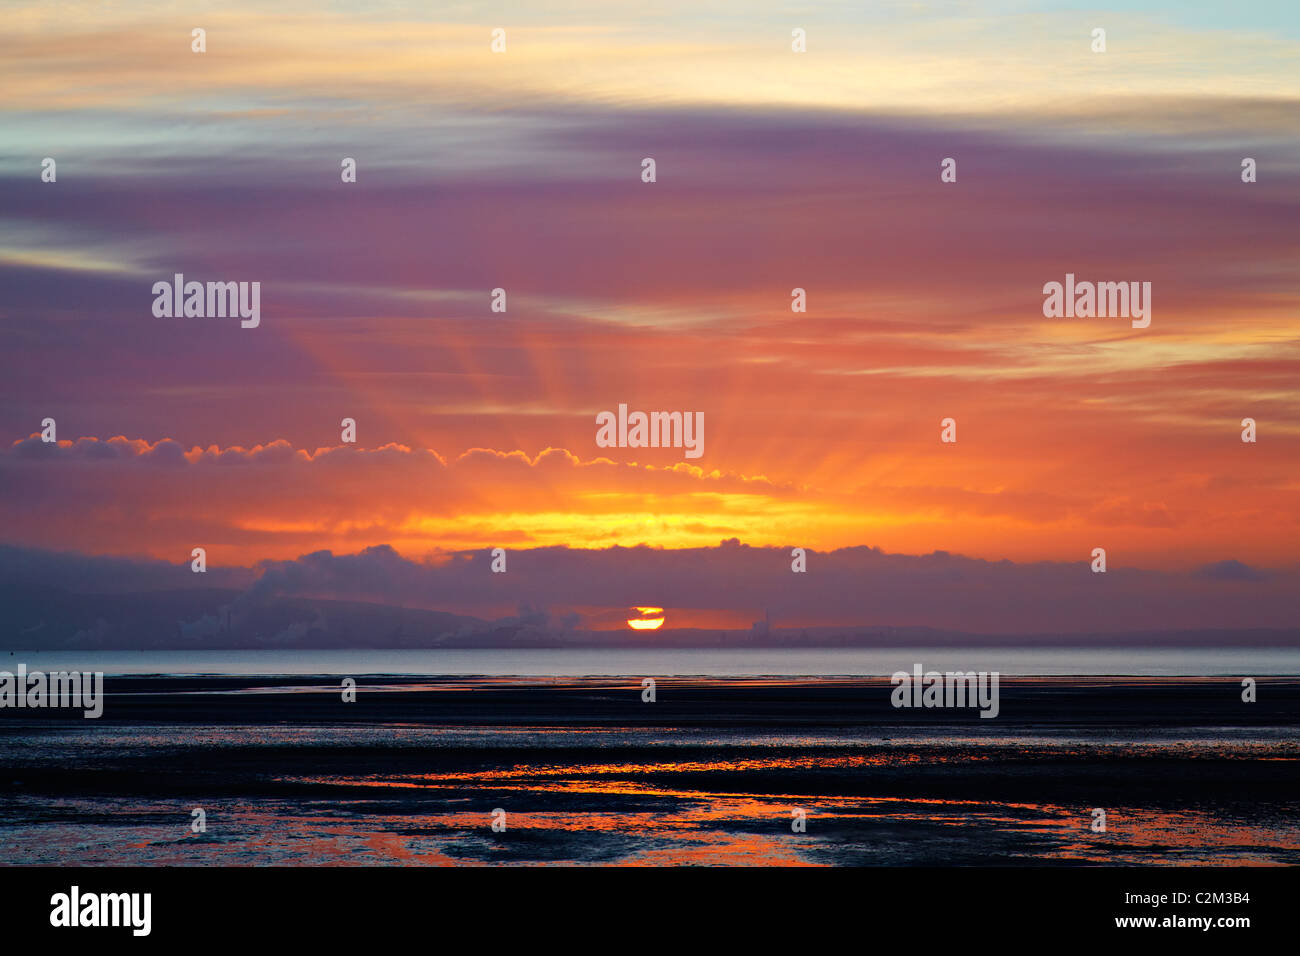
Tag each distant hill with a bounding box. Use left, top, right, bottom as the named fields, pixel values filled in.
left=0, top=586, right=486, bottom=650
left=1, top=584, right=1295, bottom=649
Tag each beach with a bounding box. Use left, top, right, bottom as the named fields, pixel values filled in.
left=2, top=674, right=1296, bottom=866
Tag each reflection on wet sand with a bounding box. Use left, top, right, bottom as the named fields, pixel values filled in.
left=2, top=677, right=1298, bottom=866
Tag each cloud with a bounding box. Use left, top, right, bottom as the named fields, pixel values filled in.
left=5, top=3, right=1300, bottom=120
left=1195, top=559, right=1268, bottom=582
left=2, top=6, right=1299, bottom=578
left=2, top=541, right=1298, bottom=642
left=0, top=434, right=805, bottom=561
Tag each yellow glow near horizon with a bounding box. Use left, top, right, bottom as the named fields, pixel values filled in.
left=627, top=607, right=665, bottom=630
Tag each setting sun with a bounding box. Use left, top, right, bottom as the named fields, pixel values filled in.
left=626, top=607, right=665, bottom=630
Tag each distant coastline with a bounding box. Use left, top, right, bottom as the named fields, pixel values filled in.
left=5, top=647, right=1300, bottom=678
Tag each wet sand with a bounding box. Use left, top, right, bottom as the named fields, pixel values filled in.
left=1, top=677, right=1297, bottom=865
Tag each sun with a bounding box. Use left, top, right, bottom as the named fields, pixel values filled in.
left=626, top=606, right=665, bottom=630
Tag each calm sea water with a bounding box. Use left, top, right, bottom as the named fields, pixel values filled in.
left=9, top=646, right=1300, bottom=676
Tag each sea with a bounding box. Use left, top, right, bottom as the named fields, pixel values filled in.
left=8, top=646, right=1300, bottom=677
left=1, top=647, right=1297, bottom=866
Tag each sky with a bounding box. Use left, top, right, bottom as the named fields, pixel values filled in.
left=1, top=1, right=1297, bottom=635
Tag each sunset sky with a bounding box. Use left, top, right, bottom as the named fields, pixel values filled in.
left=2, top=1, right=1298, bottom=633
